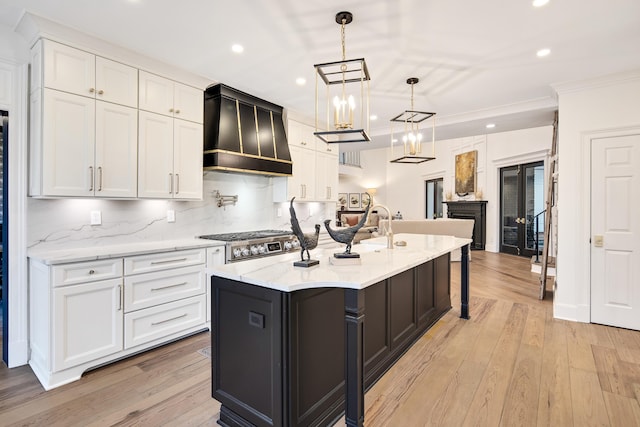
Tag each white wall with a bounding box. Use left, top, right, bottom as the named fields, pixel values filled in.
left=553, top=71, right=640, bottom=322
left=343, top=126, right=553, bottom=252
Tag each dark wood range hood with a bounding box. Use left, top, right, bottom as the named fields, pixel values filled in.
left=203, top=84, right=292, bottom=176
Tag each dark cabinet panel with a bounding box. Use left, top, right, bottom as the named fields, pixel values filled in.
left=364, top=280, right=389, bottom=385
left=416, top=260, right=436, bottom=327
left=389, top=269, right=417, bottom=352
left=289, top=288, right=345, bottom=427
left=435, top=253, right=451, bottom=312
left=213, top=277, right=283, bottom=427
left=238, top=101, right=259, bottom=156
left=256, top=107, right=276, bottom=158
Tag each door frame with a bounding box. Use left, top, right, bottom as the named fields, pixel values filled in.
left=425, top=177, right=444, bottom=219
left=499, top=161, right=545, bottom=257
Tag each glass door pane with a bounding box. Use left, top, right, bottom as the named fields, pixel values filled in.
left=425, top=178, right=444, bottom=219
left=501, top=167, right=519, bottom=252
left=524, top=163, right=545, bottom=252
left=435, top=179, right=443, bottom=218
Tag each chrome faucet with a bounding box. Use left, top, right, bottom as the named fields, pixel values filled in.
left=371, top=204, right=394, bottom=249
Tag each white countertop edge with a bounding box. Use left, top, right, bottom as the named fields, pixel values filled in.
left=208, top=234, right=472, bottom=292
left=28, top=238, right=227, bottom=265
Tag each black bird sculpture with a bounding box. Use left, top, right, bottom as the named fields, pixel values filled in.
left=324, top=201, right=370, bottom=257
left=290, top=197, right=320, bottom=266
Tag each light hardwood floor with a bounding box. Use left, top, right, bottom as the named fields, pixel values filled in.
left=1, top=251, right=640, bottom=426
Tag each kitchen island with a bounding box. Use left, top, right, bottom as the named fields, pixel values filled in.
left=209, top=233, right=471, bottom=427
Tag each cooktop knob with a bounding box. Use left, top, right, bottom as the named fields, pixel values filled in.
left=283, top=241, right=293, bottom=250
left=233, top=248, right=243, bottom=258
left=258, top=245, right=267, bottom=254
left=250, top=245, right=260, bottom=255
left=241, top=247, right=250, bottom=257
left=291, top=240, right=300, bottom=248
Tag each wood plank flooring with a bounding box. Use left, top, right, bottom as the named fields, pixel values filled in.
left=1, top=251, right=640, bottom=426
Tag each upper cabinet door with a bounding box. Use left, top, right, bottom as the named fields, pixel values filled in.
left=139, top=70, right=174, bottom=117
left=173, top=120, right=203, bottom=200
left=138, top=111, right=174, bottom=198
left=42, top=89, right=95, bottom=197
left=95, top=57, right=138, bottom=108
left=174, top=82, right=203, bottom=124
left=43, top=40, right=96, bottom=97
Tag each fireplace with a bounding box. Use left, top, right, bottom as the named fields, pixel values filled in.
left=444, top=201, right=487, bottom=250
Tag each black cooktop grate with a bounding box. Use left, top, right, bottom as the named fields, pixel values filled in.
left=199, top=229, right=292, bottom=242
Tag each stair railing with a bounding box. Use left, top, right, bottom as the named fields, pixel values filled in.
left=533, top=209, right=546, bottom=263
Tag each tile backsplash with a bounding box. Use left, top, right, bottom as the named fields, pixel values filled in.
left=27, top=172, right=335, bottom=252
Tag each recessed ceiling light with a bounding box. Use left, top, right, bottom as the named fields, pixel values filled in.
left=295, top=77, right=306, bottom=86
left=231, top=44, right=244, bottom=54
left=537, top=48, right=551, bottom=57
left=532, top=0, right=549, bottom=7
left=370, top=115, right=378, bottom=121
left=486, top=123, right=496, bottom=129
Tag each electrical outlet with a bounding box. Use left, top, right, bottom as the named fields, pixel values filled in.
left=167, top=210, right=176, bottom=223
left=90, top=210, right=102, bottom=225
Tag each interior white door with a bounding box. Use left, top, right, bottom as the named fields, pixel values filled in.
left=591, top=134, right=640, bottom=330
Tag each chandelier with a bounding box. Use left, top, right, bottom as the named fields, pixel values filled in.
left=314, top=11, right=371, bottom=144
left=390, top=77, right=436, bottom=163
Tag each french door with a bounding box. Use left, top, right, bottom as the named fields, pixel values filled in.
left=425, top=178, right=444, bottom=219
left=500, top=161, right=545, bottom=257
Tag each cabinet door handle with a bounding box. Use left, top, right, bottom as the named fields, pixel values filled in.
left=117, top=285, right=122, bottom=311
left=151, top=282, right=188, bottom=291
left=89, top=166, right=94, bottom=192
left=301, top=141, right=307, bottom=146
left=175, top=174, right=180, bottom=195
left=98, top=89, right=104, bottom=95
left=98, top=167, right=103, bottom=191
left=151, top=258, right=188, bottom=265
left=175, top=109, right=180, bottom=114
left=89, top=87, right=95, bottom=94
left=169, top=108, right=174, bottom=113
left=151, top=313, right=187, bottom=326
left=169, top=173, right=173, bottom=194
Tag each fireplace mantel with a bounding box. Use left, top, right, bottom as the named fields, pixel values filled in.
left=443, top=201, right=487, bottom=250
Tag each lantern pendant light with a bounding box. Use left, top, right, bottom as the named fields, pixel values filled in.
left=314, top=11, right=371, bottom=144
left=390, top=77, right=436, bottom=163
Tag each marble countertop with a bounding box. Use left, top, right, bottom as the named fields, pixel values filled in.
left=208, top=233, right=471, bottom=292
left=28, top=238, right=226, bottom=265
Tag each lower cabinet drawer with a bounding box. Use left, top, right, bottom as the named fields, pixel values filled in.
left=124, top=295, right=206, bottom=349
left=124, top=265, right=204, bottom=313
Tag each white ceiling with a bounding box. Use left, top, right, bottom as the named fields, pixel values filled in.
left=1, top=0, right=639, bottom=150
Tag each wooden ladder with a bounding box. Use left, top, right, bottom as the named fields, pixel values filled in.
left=539, top=111, right=558, bottom=299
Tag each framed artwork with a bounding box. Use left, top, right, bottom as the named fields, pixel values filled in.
left=348, top=193, right=361, bottom=209
left=361, top=193, right=371, bottom=208
left=455, top=150, right=477, bottom=195
left=337, top=193, right=348, bottom=208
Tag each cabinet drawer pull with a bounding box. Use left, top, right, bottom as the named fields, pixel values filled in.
left=150, top=258, right=188, bottom=265
left=117, top=285, right=122, bottom=311
left=175, top=174, right=180, bottom=194
left=89, top=269, right=95, bottom=275
left=151, top=313, right=187, bottom=326
left=98, top=166, right=103, bottom=191
left=169, top=173, right=173, bottom=194
left=151, top=282, right=188, bottom=291
left=89, top=166, right=94, bottom=191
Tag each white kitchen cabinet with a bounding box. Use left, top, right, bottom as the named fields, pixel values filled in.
left=53, top=278, right=124, bottom=371
left=274, top=119, right=339, bottom=202
left=315, top=150, right=339, bottom=201
left=37, top=40, right=138, bottom=107
left=28, top=246, right=211, bottom=390
left=206, top=246, right=225, bottom=323
left=30, top=39, right=139, bottom=198
left=138, top=111, right=203, bottom=199
left=139, top=70, right=203, bottom=124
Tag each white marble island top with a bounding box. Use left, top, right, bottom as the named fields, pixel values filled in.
left=208, top=233, right=471, bottom=292
left=28, top=238, right=226, bottom=265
